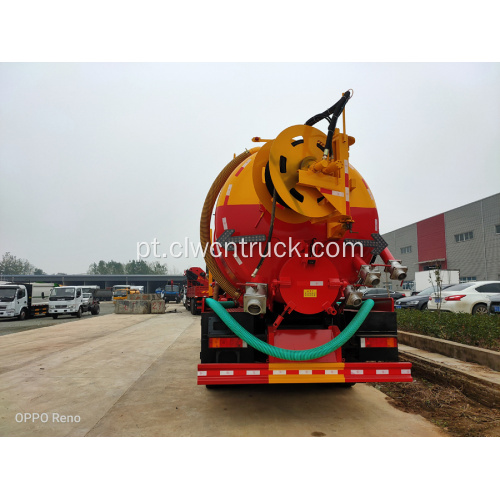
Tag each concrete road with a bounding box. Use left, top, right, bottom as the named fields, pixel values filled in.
left=0, top=301, right=115, bottom=337
left=0, top=306, right=445, bottom=437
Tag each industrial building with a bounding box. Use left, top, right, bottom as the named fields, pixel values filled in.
left=380, top=193, right=500, bottom=292
left=0, top=274, right=186, bottom=295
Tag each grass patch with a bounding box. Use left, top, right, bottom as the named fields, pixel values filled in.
left=372, top=377, right=500, bottom=437
left=397, top=309, right=500, bottom=351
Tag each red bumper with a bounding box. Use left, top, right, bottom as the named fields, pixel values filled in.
left=197, top=362, right=412, bottom=385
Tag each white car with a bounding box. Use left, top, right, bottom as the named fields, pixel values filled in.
left=428, top=281, right=500, bottom=315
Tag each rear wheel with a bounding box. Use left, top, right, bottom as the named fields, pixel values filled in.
left=91, top=304, right=100, bottom=315
left=420, top=302, right=428, bottom=310
left=472, top=303, right=488, bottom=315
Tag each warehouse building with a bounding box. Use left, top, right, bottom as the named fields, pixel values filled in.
left=380, top=193, right=500, bottom=292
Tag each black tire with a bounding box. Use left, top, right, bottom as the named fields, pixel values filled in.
left=91, top=305, right=100, bottom=315
left=472, top=303, right=488, bottom=315
left=338, top=382, right=356, bottom=388
left=51, top=314, right=59, bottom=319
left=75, top=307, right=82, bottom=318
left=190, top=298, right=196, bottom=315
left=18, top=309, right=27, bottom=321
left=420, top=302, right=428, bottom=311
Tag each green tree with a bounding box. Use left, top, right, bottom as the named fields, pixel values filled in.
left=148, top=261, right=168, bottom=275
left=87, top=259, right=168, bottom=275
left=125, top=260, right=152, bottom=274
left=107, top=260, right=125, bottom=274
left=0, top=252, right=42, bottom=275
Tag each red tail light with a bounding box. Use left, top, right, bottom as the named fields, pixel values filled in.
left=444, top=295, right=466, bottom=301
left=360, top=337, right=398, bottom=348
left=209, top=338, right=246, bottom=348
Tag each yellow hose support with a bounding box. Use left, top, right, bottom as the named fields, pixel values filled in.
left=200, top=150, right=253, bottom=300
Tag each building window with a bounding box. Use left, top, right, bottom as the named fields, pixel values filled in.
left=460, top=276, right=477, bottom=283
left=401, top=245, right=412, bottom=254
left=455, top=231, right=473, bottom=243
left=496, top=224, right=500, bottom=235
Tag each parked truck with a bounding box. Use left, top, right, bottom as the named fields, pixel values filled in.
left=48, top=285, right=100, bottom=319
left=184, top=267, right=209, bottom=315
left=112, top=285, right=144, bottom=301
left=0, top=282, right=55, bottom=320
left=95, top=287, right=113, bottom=301
left=164, top=283, right=181, bottom=303
left=197, top=90, right=413, bottom=387
left=414, top=270, right=460, bottom=293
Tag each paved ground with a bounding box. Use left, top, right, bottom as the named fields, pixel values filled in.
left=0, top=306, right=445, bottom=437
left=0, top=301, right=115, bottom=336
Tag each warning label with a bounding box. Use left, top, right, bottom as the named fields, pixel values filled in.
left=303, top=289, right=317, bottom=298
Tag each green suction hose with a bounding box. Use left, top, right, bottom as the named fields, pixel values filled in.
left=217, top=301, right=236, bottom=308
left=206, top=298, right=375, bottom=361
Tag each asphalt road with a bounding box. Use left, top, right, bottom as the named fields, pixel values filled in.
left=0, top=305, right=444, bottom=437
left=0, top=301, right=115, bottom=336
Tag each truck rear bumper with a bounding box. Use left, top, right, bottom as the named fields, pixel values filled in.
left=197, top=362, right=412, bottom=385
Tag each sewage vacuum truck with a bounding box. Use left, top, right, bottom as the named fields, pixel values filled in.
left=197, top=91, right=412, bottom=387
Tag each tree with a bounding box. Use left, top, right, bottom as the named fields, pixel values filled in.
left=87, top=259, right=168, bottom=275
left=148, top=261, right=168, bottom=275
left=107, top=260, right=125, bottom=274
left=125, top=260, right=152, bottom=274
left=0, top=252, right=43, bottom=275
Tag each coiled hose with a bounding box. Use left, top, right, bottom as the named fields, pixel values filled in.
left=200, top=150, right=255, bottom=301
left=206, top=297, right=375, bottom=361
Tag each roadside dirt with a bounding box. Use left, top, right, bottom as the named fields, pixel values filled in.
left=371, top=377, right=500, bottom=437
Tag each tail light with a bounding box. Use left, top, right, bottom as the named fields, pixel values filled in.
left=360, top=337, right=398, bottom=348
left=429, top=296, right=432, bottom=301
left=209, top=338, right=247, bottom=348
left=444, top=295, right=466, bottom=301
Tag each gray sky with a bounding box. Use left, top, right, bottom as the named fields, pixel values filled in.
left=1, top=63, right=499, bottom=274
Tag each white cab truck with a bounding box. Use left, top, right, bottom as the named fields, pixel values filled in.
left=0, top=282, right=54, bottom=320
left=414, top=270, right=460, bottom=293
left=48, top=286, right=100, bottom=319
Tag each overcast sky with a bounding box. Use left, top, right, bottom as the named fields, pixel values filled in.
left=1, top=63, right=499, bottom=274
